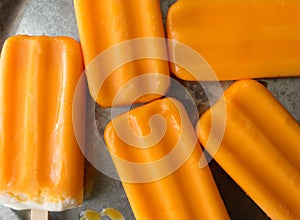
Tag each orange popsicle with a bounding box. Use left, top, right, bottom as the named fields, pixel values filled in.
left=0, top=35, right=85, bottom=211
left=74, top=0, right=170, bottom=107
left=167, top=0, right=300, bottom=81
left=104, top=98, right=229, bottom=219
left=197, top=80, right=300, bottom=219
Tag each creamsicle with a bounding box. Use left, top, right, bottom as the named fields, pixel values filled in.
left=167, top=0, right=300, bottom=81
left=0, top=35, right=85, bottom=211
left=74, top=0, right=170, bottom=107
left=197, top=80, right=300, bottom=219
left=104, top=98, right=229, bottom=219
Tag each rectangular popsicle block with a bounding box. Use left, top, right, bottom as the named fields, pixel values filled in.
left=74, top=0, right=170, bottom=107
left=0, top=35, right=85, bottom=211
left=104, top=98, right=229, bottom=220
left=167, top=0, right=300, bottom=81
left=197, top=80, right=300, bottom=219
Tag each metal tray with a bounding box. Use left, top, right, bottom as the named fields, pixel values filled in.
left=0, top=0, right=299, bottom=219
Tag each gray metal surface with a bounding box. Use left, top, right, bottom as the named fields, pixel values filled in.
left=0, top=0, right=299, bottom=219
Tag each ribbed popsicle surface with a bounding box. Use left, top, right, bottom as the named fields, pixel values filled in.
left=167, top=0, right=300, bottom=80
left=104, top=98, right=229, bottom=220
left=74, top=0, right=169, bottom=107
left=0, top=35, right=85, bottom=211
left=197, top=80, right=300, bottom=219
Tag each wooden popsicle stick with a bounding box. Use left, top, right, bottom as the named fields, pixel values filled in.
left=31, top=209, right=48, bottom=220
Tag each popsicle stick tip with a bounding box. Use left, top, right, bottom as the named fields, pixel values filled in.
left=31, top=209, right=48, bottom=220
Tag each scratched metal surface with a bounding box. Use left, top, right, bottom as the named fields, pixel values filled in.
left=0, top=0, right=299, bottom=220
